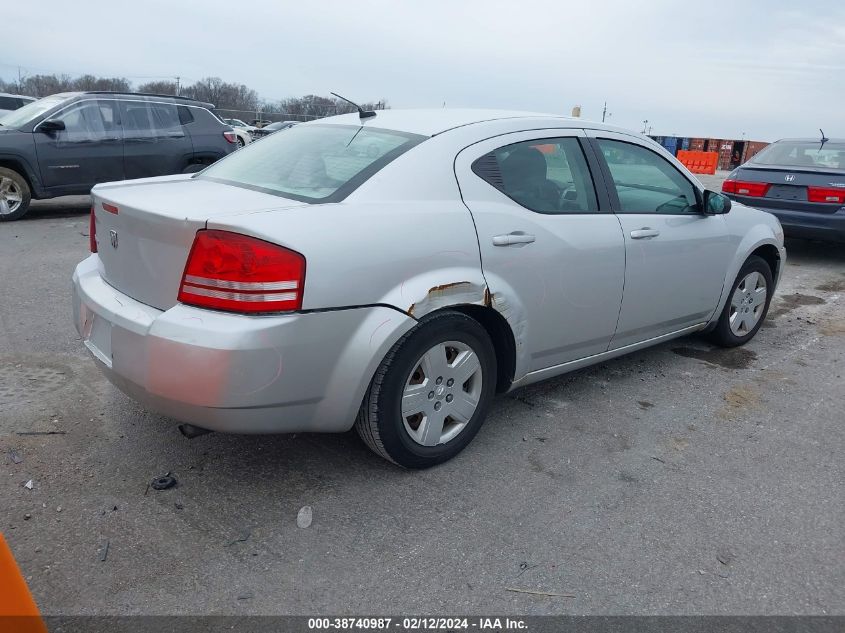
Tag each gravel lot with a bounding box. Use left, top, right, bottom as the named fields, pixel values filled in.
left=1, top=175, right=843, bottom=616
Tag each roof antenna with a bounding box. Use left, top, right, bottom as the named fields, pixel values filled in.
left=331, top=92, right=376, bottom=120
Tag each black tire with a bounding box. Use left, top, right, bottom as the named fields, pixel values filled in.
left=355, top=311, right=497, bottom=468
left=707, top=255, right=774, bottom=347
left=0, top=167, right=32, bottom=222
left=237, top=137, right=245, bottom=148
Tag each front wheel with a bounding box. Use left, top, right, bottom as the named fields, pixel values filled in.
left=708, top=255, right=773, bottom=347
left=0, top=167, right=32, bottom=222
left=355, top=311, right=496, bottom=468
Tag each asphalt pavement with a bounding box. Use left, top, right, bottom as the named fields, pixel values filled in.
left=0, top=182, right=843, bottom=616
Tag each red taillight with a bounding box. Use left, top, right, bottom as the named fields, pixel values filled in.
left=223, top=131, right=237, bottom=144
left=89, top=205, right=97, bottom=253
left=807, top=186, right=845, bottom=204
left=177, top=230, right=305, bottom=313
left=722, top=179, right=769, bottom=197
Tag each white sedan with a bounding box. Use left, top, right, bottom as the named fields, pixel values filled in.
left=73, top=109, right=785, bottom=467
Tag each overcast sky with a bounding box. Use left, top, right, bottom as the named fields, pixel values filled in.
left=4, top=0, right=842, bottom=140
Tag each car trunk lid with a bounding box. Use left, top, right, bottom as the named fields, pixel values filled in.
left=729, top=165, right=845, bottom=214
left=92, top=175, right=306, bottom=310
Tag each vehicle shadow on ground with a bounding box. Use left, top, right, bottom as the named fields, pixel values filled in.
left=784, top=237, right=845, bottom=264
left=21, top=196, right=91, bottom=221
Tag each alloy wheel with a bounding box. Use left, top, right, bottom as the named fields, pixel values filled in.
left=0, top=177, right=23, bottom=216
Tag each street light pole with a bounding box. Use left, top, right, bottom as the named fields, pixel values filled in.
left=642, top=119, right=649, bottom=134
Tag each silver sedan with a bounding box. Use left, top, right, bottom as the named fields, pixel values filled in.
left=73, top=110, right=785, bottom=467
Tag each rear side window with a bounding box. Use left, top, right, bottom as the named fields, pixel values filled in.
left=0, top=96, right=22, bottom=110
left=199, top=124, right=425, bottom=203
left=178, top=107, right=195, bottom=125
left=120, top=101, right=185, bottom=139
left=472, top=137, right=598, bottom=214
left=598, top=139, right=699, bottom=214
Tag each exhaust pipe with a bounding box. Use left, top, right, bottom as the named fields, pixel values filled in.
left=177, top=423, right=213, bottom=439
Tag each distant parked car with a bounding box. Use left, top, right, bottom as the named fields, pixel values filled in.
left=251, top=120, right=299, bottom=139
left=229, top=126, right=251, bottom=147
left=722, top=137, right=845, bottom=242
left=73, top=109, right=785, bottom=467
left=0, top=91, right=238, bottom=221
left=0, top=93, right=36, bottom=117
left=223, top=118, right=258, bottom=134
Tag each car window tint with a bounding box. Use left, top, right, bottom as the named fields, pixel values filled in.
left=121, top=101, right=185, bottom=139
left=54, top=100, right=112, bottom=142
left=472, top=137, right=598, bottom=214
left=598, top=139, right=699, bottom=214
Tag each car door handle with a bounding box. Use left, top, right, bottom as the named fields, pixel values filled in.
left=493, top=232, right=536, bottom=246
left=630, top=228, right=660, bottom=239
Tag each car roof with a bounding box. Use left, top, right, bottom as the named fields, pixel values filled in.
left=312, top=108, right=619, bottom=137
left=0, top=92, right=35, bottom=99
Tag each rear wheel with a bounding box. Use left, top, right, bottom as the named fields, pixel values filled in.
left=708, top=255, right=773, bottom=347
left=355, top=311, right=496, bottom=468
left=0, top=168, right=31, bottom=222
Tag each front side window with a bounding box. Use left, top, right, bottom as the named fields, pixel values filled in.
left=598, top=139, right=699, bottom=214
left=52, top=100, right=117, bottom=143
left=199, top=124, right=424, bottom=203
left=472, top=137, right=598, bottom=214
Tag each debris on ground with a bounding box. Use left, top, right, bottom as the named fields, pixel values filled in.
left=717, top=551, right=735, bottom=566
left=99, top=540, right=110, bottom=562
left=297, top=505, right=313, bottom=529
left=150, top=472, right=177, bottom=491
left=237, top=592, right=254, bottom=601
left=225, top=530, right=251, bottom=547
left=16, top=430, right=66, bottom=436
left=505, top=587, right=575, bottom=598
left=516, top=562, right=539, bottom=577
left=8, top=449, right=23, bottom=464
left=24, top=513, right=31, bottom=521
left=23, top=479, right=33, bottom=490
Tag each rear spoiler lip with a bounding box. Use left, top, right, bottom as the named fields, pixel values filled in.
left=738, top=164, right=845, bottom=178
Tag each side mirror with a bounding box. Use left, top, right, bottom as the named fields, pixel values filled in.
left=703, top=190, right=731, bottom=214
left=38, top=119, right=66, bottom=133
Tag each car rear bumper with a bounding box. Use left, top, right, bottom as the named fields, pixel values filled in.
left=72, top=255, right=415, bottom=434
left=732, top=199, right=845, bottom=242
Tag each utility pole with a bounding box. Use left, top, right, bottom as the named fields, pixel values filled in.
left=602, top=102, right=608, bottom=123
left=175, top=76, right=180, bottom=96
left=642, top=119, right=648, bottom=134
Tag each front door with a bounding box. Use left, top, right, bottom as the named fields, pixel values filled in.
left=33, top=99, right=123, bottom=192
left=588, top=133, right=733, bottom=349
left=455, top=130, right=625, bottom=377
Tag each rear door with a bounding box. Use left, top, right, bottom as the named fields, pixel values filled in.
left=455, top=130, right=625, bottom=372
left=33, top=98, right=123, bottom=191
left=120, top=100, right=194, bottom=178
left=587, top=132, right=733, bottom=349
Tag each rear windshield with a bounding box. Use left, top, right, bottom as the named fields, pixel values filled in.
left=199, top=123, right=425, bottom=203
left=751, top=141, right=845, bottom=170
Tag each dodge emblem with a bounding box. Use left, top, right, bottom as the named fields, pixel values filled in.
left=109, top=229, right=118, bottom=249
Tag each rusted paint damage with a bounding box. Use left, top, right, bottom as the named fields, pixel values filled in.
left=407, top=281, right=487, bottom=318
